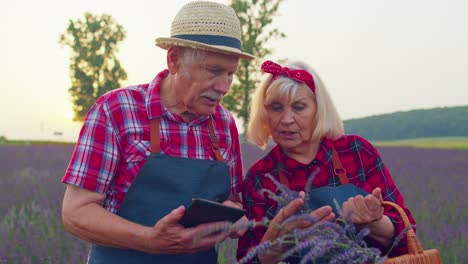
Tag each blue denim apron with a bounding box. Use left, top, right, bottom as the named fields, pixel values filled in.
left=277, top=146, right=369, bottom=263
left=88, top=118, right=231, bottom=264
left=277, top=146, right=369, bottom=215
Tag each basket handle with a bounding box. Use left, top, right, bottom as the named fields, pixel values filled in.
left=381, top=201, right=423, bottom=254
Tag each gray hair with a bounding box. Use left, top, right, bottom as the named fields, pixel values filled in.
left=176, top=47, right=209, bottom=78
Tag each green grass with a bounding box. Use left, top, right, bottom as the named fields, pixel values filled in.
left=0, top=139, right=74, bottom=145
left=375, top=136, right=468, bottom=150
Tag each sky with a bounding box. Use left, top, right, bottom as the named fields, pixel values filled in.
left=1, top=0, right=467, bottom=141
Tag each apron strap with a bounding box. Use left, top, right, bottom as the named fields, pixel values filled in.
left=278, top=168, right=290, bottom=188
left=331, top=146, right=349, bottom=184
left=273, top=147, right=290, bottom=187
left=149, top=117, right=224, bottom=162
left=207, top=118, right=224, bottom=162
left=276, top=145, right=349, bottom=188
left=150, top=119, right=161, bottom=153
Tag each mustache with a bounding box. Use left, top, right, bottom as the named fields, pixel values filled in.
left=200, top=90, right=223, bottom=100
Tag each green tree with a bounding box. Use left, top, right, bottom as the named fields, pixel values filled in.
left=224, top=0, right=285, bottom=135
left=59, top=12, right=127, bottom=122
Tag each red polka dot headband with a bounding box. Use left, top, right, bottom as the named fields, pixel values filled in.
left=261, top=60, right=315, bottom=93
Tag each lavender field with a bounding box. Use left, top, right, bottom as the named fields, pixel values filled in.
left=1, top=144, right=467, bottom=263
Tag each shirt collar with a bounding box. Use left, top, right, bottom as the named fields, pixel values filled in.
left=146, top=69, right=169, bottom=120
left=274, top=138, right=334, bottom=172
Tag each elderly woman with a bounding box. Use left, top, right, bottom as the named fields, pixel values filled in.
left=237, top=60, right=415, bottom=263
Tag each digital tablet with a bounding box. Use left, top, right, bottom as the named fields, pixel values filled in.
left=179, top=198, right=246, bottom=227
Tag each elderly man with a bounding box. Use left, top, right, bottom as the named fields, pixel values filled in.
left=61, top=1, right=254, bottom=263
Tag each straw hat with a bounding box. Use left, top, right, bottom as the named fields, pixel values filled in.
left=155, top=1, right=254, bottom=60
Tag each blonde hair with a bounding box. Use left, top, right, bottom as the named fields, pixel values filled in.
left=246, top=61, right=344, bottom=149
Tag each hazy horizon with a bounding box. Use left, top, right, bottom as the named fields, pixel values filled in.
left=2, top=0, right=467, bottom=141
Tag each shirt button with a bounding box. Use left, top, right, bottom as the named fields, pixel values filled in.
left=145, top=150, right=151, bottom=156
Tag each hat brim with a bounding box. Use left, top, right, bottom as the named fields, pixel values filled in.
left=155, top=37, right=255, bottom=61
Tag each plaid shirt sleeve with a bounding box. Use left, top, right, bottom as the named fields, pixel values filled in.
left=62, top=96, right=121, bottom=193
left=237, top=151, right=277, bottom=263
left=350, top=135, right=416, bottom=257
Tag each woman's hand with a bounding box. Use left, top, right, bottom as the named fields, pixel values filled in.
left=342, top=187, right=384, bottom=225
left=258, top=192, right=334, bottom=264
left=342, top=187, right=395, bottom=248
left=223, top=196, right=249, bottom=238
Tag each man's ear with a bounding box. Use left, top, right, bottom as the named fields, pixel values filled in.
left=167, top=47, right=180, bottom=74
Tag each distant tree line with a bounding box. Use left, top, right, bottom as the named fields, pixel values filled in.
left=344, top=105, right=468, bottom=141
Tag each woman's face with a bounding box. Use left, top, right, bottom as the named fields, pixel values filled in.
left=266, top=85, right=317, bottom=153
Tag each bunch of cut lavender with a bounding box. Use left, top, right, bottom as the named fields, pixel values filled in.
left=238, top=204, right=386, bottom=263
left=196, top=169, right=409, bottom=264
left=237, top=169, right=391, bottom=264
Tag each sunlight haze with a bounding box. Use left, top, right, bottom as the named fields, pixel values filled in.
left=1, top=0, right=467, bottom=141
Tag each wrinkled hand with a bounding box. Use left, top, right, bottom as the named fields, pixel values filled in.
left=144, top=206, right=230, bottom=254
left=222, top=200, right=248, bottom=238
left=258, top=192, right=335, bottom=264
left=342, top=187, right=384, bottom=226
left=227, top=215, right=248, bottom=238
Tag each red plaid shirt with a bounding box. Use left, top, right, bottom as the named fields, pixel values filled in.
left=62, top=70, right=243, bottom=213
left=237, top=135, right=415, bottom=261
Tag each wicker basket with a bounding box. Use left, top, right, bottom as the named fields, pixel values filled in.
left=382, top=201, right=442, bottom=264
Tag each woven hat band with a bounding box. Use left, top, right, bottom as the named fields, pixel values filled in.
left=172, top=34, right=241, bottom=50
left=155, top=1, right=254, bottom=60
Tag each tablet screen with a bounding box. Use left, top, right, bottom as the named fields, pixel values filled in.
left=179, top=198, right=246, bottom=227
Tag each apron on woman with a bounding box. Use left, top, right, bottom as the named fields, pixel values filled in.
left=88, top=117, right=231, bottom=264
left=277, top=145, right=369, bottom=216
left=276, top=145, right=369, bottom=263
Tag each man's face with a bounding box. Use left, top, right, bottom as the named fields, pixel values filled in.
left=175, top=52, right=239, bottom=117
